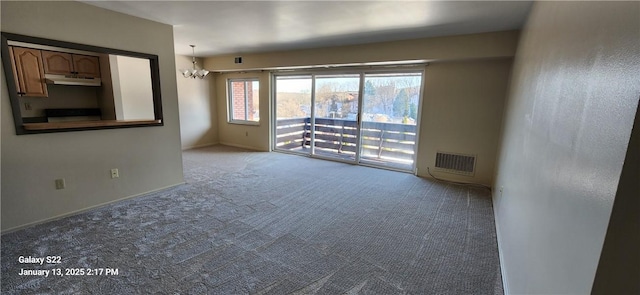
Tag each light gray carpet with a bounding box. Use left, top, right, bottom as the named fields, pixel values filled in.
left=1, top=145, right=503, bottom=294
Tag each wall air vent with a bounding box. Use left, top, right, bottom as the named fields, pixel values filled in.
left=434, top=152, right=476, bottom=176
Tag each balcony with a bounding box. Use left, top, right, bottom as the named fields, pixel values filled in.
left=276, top=117, right=417, bottom=171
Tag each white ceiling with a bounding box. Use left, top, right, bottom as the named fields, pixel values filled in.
left=82, top=1, right=532, bottom=57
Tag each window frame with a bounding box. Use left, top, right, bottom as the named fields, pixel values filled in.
left=227, top=78, right=260, bottom=125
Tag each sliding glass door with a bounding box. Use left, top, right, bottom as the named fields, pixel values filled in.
left=274, top=76, right=312, bottom=154
left=359, top=73, right=422, bottom=170
left=274, top=69, right=423, bottom=172
left=312, top=74, right=360, bottom=162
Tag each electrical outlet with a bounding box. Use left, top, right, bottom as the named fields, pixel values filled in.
left=110, top=168, right=119, bottom=179
left=245, top=131, right=248, bottom=136
left=55, top=178, right=65, bottom=190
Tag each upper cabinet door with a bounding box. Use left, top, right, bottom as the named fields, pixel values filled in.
left=42, top=51, right=74, bottom=75
left=73, top=55, right=100, bottom=78
left=42, top=51, right=100, bottom=78
left=11, top=47, right=48, bottom=97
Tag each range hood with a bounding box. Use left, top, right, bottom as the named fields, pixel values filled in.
left=45, top=74, right=101, bottom=87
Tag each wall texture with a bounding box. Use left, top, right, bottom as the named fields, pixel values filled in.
left=493, top=2, right=640, bottom=294
left=1, top=1, right=185, bottom=231
left=176, top=55, right=218, bottom=149
left=206, top=31, right=517, bottom=184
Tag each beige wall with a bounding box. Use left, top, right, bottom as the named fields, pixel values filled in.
left=493, top=2, right=640, bottom=294
left=1, top=1, right=185, bottom=231
left=206, top=31, right=517, bottom=184
left=204, top=30, right=519, bottom=71
left=213, top=71, right=271, bottom=151
left=417, top=59, right=511, bottom=185
left=176, top=55, right=218, bottom=149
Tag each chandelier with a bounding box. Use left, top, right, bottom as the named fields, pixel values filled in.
left=180, top=45, right=209, bottom=79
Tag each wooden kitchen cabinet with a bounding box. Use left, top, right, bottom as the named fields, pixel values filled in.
left=41, top=51, right=73, bottom=75
left=10, top=46, right=48, bottom=97
left=72, top=55, right=100, bottom=78
left=42, top=50, right=100, bottom=78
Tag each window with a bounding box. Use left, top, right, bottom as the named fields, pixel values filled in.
left=228, top=78, right=260, bottom=124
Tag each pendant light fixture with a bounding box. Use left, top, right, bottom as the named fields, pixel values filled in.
left=180, top=45, right=209, bottom=79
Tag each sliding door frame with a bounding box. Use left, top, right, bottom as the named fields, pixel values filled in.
left=310, top=72, right=362, bottom=164
left=357, top=68, right=426, bottom=173
left=272, top=65, right=427, bottom=173
left=309, top=74, right=317, bottom=156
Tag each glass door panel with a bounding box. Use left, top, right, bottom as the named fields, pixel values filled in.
left=274, top=76, right=312, bottom=154
left=360, top=73, right=423, bottom=171
left=313, top=74, right=361, bottom=162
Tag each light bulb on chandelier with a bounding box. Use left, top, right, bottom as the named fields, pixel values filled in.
left=180, top=45, right=209, bottom=79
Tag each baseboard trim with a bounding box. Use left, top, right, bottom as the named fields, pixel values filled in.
left=182, top=142, right=219, bottom=150
left=492, top=192, right=510, bottom=295
left=219, top=141, right=268, bottom=152
left=418, top=172, right=493, bottom=190
left=0, top=182, right=186, bottom=235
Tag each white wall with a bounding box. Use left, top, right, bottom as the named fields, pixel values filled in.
left=110, top=55, right=155, bottom=120
left=1, top=1, right=185, bottom=231
left=98, top=53, right=117, bottom=120
left=493, top=2, right=640, bottom=294
left=109, top=55, right=125, bottom=119
left=176, top=55, right=218, bottom=150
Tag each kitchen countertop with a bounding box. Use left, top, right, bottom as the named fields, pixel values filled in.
left=23, top=119, right=162, bottom=130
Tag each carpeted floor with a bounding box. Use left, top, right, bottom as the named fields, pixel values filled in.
left=1, top=145, right=503, bottom=294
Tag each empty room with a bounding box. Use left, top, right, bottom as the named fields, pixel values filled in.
left=1, top=1, right=638, bottom=294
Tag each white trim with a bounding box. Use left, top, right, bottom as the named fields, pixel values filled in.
left=492, top=192, right=510, bottom=295
left=8, top=40, right=101, bottom=57
left=218, top=141, right=267, bottom=152
left=267, top=60, right=429, bottom=73
left=1, top=182, right=185, bottom=234
left=270, top=72, right=278, bottom=151
left=310, top=153, right=358, bottom=166
left=227, top=120, right=260, bottom=126
left=309, top=74, right=316, bottom=155
left=227, top=77, right=260, bottom=124
left=411, top=66, right=427, bottom=175
left=273, top=147, right=311, bottom=157
left=355, top=72, right=366, bottom=163
left=181, top=142, right=219, bottom=151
